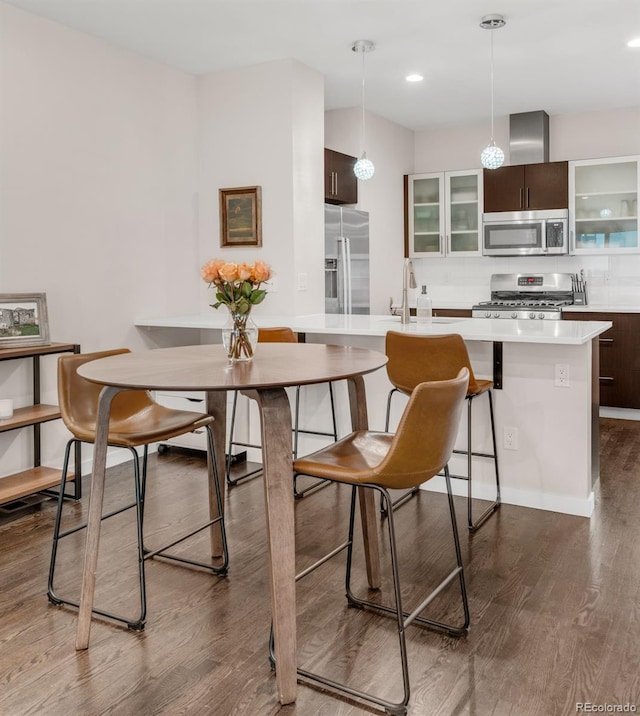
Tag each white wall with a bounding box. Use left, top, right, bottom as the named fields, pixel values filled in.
left=197, top=59, right=325, bottom=318
left=0, top=3, right=201, bottom=476
left=414, top=117, right=510, bottom=174
left=0, top=3, right=201, bottom=350
left=414, top=107, right=640, bottom=173
left=325, top=108, right=414, bottom=313
left=550, top=107, right=640, bottom=161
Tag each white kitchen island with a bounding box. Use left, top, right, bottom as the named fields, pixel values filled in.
left=135, top=313, right=611, bottom=518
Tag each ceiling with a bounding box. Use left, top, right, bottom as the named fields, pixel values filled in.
left=5, top=0, right=640, bottom=131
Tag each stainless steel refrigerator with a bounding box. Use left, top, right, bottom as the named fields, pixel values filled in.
left=324, top=205, right=370, bottom=315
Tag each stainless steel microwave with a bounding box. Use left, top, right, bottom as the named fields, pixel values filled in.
left=483, top=209, right=569, bottom=256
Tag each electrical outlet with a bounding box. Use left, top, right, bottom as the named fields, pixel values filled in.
left=504, top=426, right=518, bottom=450
left=297, top=272, right=308, bottom=291
left=555, top=363, right=570, bottom=387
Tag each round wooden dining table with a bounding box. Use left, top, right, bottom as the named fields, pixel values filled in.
left=75, top=342, right=388, bottom=705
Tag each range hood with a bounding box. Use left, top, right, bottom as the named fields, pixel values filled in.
left=509, top=110, right=549, bottom=164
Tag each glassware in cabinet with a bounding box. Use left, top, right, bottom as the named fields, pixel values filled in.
left=570, top=156, right=639, bottom=254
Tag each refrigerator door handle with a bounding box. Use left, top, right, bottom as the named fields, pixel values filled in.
left=337, top=237, right=347, bottom=314
left=344, top=237, right=352, bottom=314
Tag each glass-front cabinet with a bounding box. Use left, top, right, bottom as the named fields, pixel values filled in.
left=570, top=156, right=639, bottom=254
left=407, top=170, right=482, bottom=258
left=446, top=171, right=483, bottom=255
left=408, top=173, right=444, bottom=256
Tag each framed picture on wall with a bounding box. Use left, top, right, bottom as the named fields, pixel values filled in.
left=219, top=185, right=262, bottom=247
left=0, top=293, right=50, bottom=349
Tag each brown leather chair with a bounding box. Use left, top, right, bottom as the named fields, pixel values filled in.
left=384, top=331, right=501, bottom=531
left=285, top=369, right=471, bottom=715
left=226, top=327, right=338, bottom=497
left=48, top=348, right=229, bottom=631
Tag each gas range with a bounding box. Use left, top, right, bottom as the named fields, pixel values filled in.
left=472, top=273, right=575, bottom=321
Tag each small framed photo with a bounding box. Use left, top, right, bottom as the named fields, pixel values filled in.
left=219, top=185, right=262, bottom=247
left=0, top=293, right=50, bottom=349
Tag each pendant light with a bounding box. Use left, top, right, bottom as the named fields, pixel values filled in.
left=352, top=40, right=375, bottom=181
left=480, top=14, right=506, bottom=170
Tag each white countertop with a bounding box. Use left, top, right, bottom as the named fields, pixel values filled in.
left=135, top=313, right=611, bottom=346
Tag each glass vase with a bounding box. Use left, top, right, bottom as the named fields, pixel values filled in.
left=221, top=310, right=258, bottom=362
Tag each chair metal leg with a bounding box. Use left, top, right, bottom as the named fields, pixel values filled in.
left=383, top=387, right=502, bottom=528
left=131, top=445, right=147, bottom=629
left=144, top=424, right=229, bottom=575
left=274, top=475, right=469, bottom=715
left=225, top=390, right=238, bottom=484
left=47, top=438, right=75, bottom=605
left=293, top=382, right=337, bottom=499
left=381, top=389, right=418, bottom=517
left=455, top=391, right=501, bottom=532
left=293, top=385, right=301, bottom=460
left=226, top=390, right=263, bottom=486
left=48, top=441, right=147, bottom=630
left=229, top=380, right=338, bottom=497
left=346, top=480, right=470, bottom=637
left=293, top=472, right=332, bottom=499
left=268, top=487, right=355, bottom=667
left=139, top=444, right=149, bottom=529
left=48, top=430, right=229, bottom=630
left=384, top=388, right=398, bottom=433
left=328, top=382, right=338, bottom=443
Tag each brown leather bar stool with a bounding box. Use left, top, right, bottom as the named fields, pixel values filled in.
left=225, top=327, right=338, bottom=497
left=384, top=331, right=501, bottom=531
left=275, top=370, right=471, bottom=715
left=48, top=348, right=229, bottom=631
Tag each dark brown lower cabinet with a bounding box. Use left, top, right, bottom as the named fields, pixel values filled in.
left=408, top=308, right=473, bottom=318
left=566, top=312, right=640, bottom=408
left=433, top=308, right=472, bottom=318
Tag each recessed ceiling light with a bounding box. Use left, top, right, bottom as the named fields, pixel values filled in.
left=406, top=74, right=424, bottom=82
left=627, top=37, right=640, bottom=47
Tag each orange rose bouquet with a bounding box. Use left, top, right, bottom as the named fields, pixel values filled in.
left=201, top=259, right=272, bottom=361
left=201, top=259, right=271, bottom=314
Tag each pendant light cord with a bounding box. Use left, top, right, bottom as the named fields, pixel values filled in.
left=489, top=28, right=495, bottom=142
left=360, top=47, right=366, bottom=155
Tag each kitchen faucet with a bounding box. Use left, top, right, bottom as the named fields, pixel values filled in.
left=400, top=258, right=417, bottom=324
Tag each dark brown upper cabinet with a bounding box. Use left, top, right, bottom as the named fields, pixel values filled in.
left=325, top=149, right=358, bottom=205
left=483, top=160, right=568, bottom=212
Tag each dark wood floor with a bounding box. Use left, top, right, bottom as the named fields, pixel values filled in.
left=1, top=418, right=639, bottom=715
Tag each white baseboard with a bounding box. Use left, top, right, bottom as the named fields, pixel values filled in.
left=600, top=407, right=640, bottom=421
left=419, top=475, right=594, bottom=518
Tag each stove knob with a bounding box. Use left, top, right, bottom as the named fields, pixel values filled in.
left=493, top=312, right=501, bottom=319
left=511, top=312, right=518, bottom=319
left=529, top=312, right=536, bottom=319
left=538, top=312, right=545, bottom=320
left=484, top=312, right=492, bottom=318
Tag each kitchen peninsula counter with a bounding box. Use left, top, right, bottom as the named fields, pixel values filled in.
left=136, top=313, right=611, bottom=519
left=136, top=312, right=609, bottom=345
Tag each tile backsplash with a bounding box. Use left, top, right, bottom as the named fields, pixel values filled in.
left=408, top=254, right=640, bottom=309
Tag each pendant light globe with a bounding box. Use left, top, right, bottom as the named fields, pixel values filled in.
left=354, top=153, right=375, bottom=180
left=481, top=141, right=505, bottom=170
left=352, top=40, right=375, bottom=181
